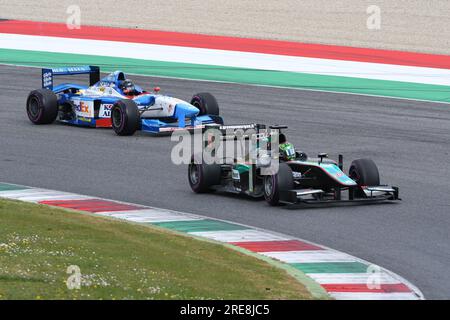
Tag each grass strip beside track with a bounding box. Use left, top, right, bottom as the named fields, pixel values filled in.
left=0, top=199, right=313, bottom=300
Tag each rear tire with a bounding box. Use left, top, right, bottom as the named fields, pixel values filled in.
left=111, top=99, right=140, bottom=136
left=190, top=92, right=219, bottom=116
left=349, top=158, right=380, bottom=186
left=188, top=157, right=222, bottom=193
left=26, top=89, right=58, bottom=124
left=264, top=163, right=294, bottom=206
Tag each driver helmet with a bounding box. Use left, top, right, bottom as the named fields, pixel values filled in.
left=119, top=79, right=136, bottom=95
left=279, top=142, right=296, bottom=161
left=278, top=134, right=296, bottom=161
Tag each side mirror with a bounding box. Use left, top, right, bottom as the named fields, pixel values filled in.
left=318, top=153, right=328, bottom=163
left=296, top=152, right=308, bottom=161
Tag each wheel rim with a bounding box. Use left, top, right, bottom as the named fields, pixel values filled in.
left=112, top=107, right=122, bottom=128
left=264, top=176, right=274, bottom=197
left=28, top=97, right=40, bottom=119
left=192, top=99, right=205, bottom=114
left=189, top=164, right=200, bottom=185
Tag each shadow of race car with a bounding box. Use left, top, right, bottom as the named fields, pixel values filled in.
left=26, top=65, right=223, bottom=135
left=188, top=124, right=400, bottom=207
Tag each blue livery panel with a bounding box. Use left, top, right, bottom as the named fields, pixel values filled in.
left=42, top=65, right=100, bottom=90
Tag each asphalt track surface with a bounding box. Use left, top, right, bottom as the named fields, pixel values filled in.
left=1, top=65, right=449, bottom=299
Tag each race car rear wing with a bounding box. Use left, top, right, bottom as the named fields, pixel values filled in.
left=201, top=123, right=284, bottom=164
left=204, top=124, right=287, bottom=134
left=42, top=65, right=100, bottom=90
left=203, top=123, right=266, bottom=139
left=202, top=123, right=288, bottom=146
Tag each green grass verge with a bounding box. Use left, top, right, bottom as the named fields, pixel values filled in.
left=0, top=199, right=313, bottom=300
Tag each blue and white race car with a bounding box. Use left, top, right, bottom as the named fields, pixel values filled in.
left=26, top=65, right=223, bottom=135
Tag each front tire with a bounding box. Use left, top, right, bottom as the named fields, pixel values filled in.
left=26, top=89, right=58, bottom=124
left=188, top=158, right=222, bottom=193
left=264, top=163, right=294, bottom=206
left=349, top=158, right=380, bottom=186
left=190, top=92, right=219, bottom=116
left=111, top=99, right=140, bottom=136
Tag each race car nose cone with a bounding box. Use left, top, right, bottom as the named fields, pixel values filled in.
left=176, top=103, right=199, bottom=117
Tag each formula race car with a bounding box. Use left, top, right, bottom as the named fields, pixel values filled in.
left=26, top=66, right=223, bottom=135
left=188, top=124, right=400, bottom=206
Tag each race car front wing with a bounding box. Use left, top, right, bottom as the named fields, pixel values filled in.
left=280, top=185, right=400, bottom=206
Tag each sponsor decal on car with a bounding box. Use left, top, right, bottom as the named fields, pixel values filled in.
left=42, top=71, right=52, bottom=88
left=99, top=104, right=113, bottom=118
left=52, top=66, right=92, bottom=74
left=79, top=102, right=90, bottom=113
left=77, top=116, right=93, bottom=123
left=73, top=100, right=94, bottom=117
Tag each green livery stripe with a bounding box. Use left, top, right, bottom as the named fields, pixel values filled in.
left=0, top=183, right=30, bottom=192
left=291, top=262, right=370, bottom=274
left=1, top=48, right=450, bottom=103
left=152, top=219, right=249, bottom=233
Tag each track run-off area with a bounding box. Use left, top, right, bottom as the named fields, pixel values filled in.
left=1, top=65, right=450, bottom=298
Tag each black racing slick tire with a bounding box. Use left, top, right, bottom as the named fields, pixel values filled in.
left=264, top=163, right=294, bottom=206
left=188, top=157, right=222, bottom=193
left=111, top=99, right=140, bottom=136
left=349, top=158, right=380, bottom=186
left=26, top=89, right=58, bottom=124
left=190, top=92, right=219, bottom=116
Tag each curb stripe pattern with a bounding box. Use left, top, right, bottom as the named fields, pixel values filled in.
left=0, top=183, right=424, bottom=300
left=4, top=48, right=450, bottom=105
left=100, top=210, right=203, bottom=223
left=262, top=251, right=358, bottom=263
left=1, top=20, right=450, bottom=70
left=322, top=283, right=411, bottom=293
left=307, top=273, right=401, bottom=285
left=292, top=262, right=370, bottom=274
left=230, top=240, right=322, bottom=252
left=3, top=33, right=450, bottom=87
left=2, top=21, right=450, bottom=103
left=39, top=199, right=144, bottom=212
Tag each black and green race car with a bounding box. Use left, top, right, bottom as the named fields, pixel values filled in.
left=188, top=124, right=400, bottom=206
